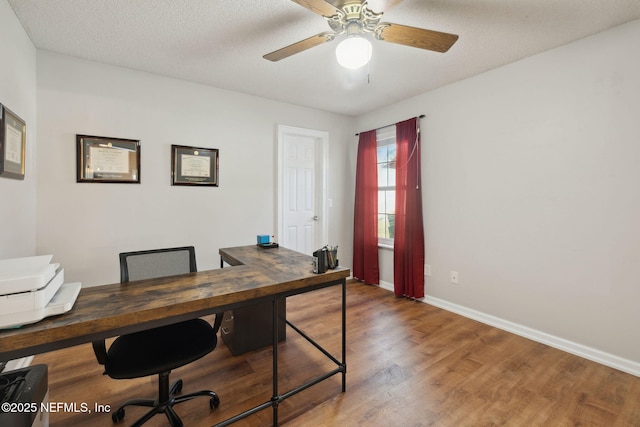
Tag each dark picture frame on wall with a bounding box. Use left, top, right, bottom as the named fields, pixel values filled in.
left=0, top=103, right=27, bottom=180
left=76, top=134, right=141, bottom=183
left=171, top=144, right=219, bottom=186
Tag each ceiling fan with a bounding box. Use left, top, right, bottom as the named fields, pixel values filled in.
left=264, top=0, right=458, bottom=69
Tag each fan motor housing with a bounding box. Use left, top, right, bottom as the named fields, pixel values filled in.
left=327, top=1, right=383, bottom=34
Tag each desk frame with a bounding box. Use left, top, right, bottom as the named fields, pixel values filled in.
left=216, top=252, right=346, bottom=427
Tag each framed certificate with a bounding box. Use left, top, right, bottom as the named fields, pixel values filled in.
left=0, top=104, right=26, bottom=180
left=76, top=135, right=141, bottom=183
left=171, top=144, right=219, bottom=186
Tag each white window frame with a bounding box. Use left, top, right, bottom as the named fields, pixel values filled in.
left=377, top=126, right=396, bottom=248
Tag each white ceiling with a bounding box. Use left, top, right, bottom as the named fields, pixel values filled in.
left=7, top=0, right=640, bottom=116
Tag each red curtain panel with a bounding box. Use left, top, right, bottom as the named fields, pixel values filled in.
left=352, top=130, right=380, bottom=285
left=394, top=118, right=425, bottom=298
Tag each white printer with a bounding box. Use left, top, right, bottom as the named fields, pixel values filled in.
left=0, top=255, right=81, bottom=329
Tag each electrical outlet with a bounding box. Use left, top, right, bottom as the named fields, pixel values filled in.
left=450, top=271, right=459, bottom=284
left=424, top=264, right=432, bottom=277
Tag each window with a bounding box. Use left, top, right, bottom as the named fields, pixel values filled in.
left=376, top=126, right=396, bottom=246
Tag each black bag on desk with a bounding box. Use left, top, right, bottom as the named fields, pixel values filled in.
left=312, top=248, right=328, bottom=274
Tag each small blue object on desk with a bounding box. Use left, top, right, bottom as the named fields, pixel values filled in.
left=257, top=234, right=278, bottom=248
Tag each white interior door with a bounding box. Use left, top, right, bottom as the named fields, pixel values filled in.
left=277, top=125, right=328, bottom=255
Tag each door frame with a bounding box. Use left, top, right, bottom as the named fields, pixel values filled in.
left=277, top=125, right=329, bottom=251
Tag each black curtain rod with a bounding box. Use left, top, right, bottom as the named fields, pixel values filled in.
left=355, top=114, right=425, bottom=136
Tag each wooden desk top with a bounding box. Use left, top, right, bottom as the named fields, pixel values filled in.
left=0, top=245, right=349, bottom=361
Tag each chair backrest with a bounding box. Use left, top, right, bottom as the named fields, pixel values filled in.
left=119, top=246, right=197, bottom=282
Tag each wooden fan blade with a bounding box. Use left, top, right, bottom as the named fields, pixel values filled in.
left=264, top=32, right=334, bottom=62
left=291, top=0, right=340, bottom=17
left=377, top=23, right=458, bottom=53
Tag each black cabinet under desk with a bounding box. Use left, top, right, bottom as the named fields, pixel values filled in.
left=220, top=298, right=286, bottom=356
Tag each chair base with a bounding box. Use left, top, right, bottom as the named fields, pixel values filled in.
left=112, top=373, right=220, bottom=427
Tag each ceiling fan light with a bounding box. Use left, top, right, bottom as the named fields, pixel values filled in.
left=335, top=36, right=372, bottom=70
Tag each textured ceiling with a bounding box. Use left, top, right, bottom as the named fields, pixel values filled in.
left=7, top=0, right=640, bottom=116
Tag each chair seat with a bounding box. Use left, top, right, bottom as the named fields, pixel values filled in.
left=105, top=318, right=217, bottom=379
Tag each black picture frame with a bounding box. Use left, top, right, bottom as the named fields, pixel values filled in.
left=76, top=135, right=141, bottom=183
left=0, top=103, right=26, bottom=180
left=171, top=144, right=219, bottom=186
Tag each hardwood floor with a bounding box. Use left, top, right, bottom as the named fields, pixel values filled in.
left=33, top=281, right=640, bottom=426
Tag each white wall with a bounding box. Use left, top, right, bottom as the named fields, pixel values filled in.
left=36, top=51, right=354, bottom=286
left=0, top=0, right=37, bottom=258
left=356, top=19, right=640, bottom=368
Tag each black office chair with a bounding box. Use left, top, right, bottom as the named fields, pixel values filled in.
left=92, top=246, right=222, bottom=427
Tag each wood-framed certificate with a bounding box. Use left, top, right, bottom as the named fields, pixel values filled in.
left=0, top=104, right=26, bottom=180
left=171, top=144, right=219, bottom=186
left=76, top=135, right=141, bottom=183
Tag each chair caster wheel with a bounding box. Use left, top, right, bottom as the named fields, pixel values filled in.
left=112, top=408, right=125, bottom=423
left=210, top=395, right=220, bottom=409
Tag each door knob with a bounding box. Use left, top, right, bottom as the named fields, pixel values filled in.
left=312, top=215, right=319, bottom=221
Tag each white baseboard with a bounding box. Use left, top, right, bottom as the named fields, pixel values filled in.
left=374, top=282, right=640, bottom=377
left=379, top=281, right=394, bottom=292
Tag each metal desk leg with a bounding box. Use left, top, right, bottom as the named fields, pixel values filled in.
left=342, top=277, right=347, bottom=392
left=272, top=296, right=279, bottom=426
